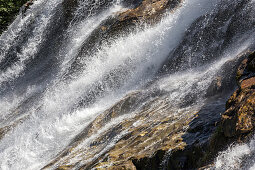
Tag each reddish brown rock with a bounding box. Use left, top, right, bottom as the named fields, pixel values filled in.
left=119, top=0, right=181, bottom=23
left=203, top=51, right=254, bottom=145
left=241, top=77, right=255, bottom=89
left=222, top=87, right=255, bottom=137
left=199, top=51, right=255, bottom=169
left=220, top=52, right=255, bottom=138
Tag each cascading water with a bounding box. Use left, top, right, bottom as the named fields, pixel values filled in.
left=0, top=0, right=255, bottom=169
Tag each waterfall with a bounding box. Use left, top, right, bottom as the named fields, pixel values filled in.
left=0, top=0, right=254, bottom=169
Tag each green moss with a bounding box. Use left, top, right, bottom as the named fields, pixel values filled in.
left=0, top=0, right=28, bottom=34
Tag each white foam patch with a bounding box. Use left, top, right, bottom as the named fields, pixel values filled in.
left=214, top=135, right=255, bottom=170
left=215, top=143, right=251, bottom=169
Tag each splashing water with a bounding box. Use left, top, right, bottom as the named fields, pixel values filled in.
left=214, top=135, right=255, bottom=170
left=0, top=0, right=254, bottom=169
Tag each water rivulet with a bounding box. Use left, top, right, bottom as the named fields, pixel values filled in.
left=0, top=0, right=255, bottom=169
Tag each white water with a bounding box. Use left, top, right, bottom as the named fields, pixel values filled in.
left=0, top=0, right=254, bottom=169
left=214, top=134, right=255, bottom=170
left=0, top=0, right=64, bottom=84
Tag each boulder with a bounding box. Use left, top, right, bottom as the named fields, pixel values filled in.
left=222, top=87, right=255, bottom=137
left=202, top=51, right=255, bottom=168
left=222, top=51, right=255, bottom=137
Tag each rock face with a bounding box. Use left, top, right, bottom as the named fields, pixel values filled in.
left=222, top=51, right=255, bottom=138
left=44, top=90, right=231, bottom=169
left=129, top=51, right=255, bottom=170
left=201, top=51, right=255, bottom=168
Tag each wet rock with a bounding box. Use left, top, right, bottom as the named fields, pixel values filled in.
left=205, top=52, right=246, bottom=97
left=56, top=165, right=74, bottom=170
left=148, top=52, right=255, bottom=170
left=118, top=0, right=181, bottom=23
left=43, top=88, right=196, bottom=169
left=131, top=95, right=227, bottom=169
left=43, top=52, right=248, bottom=170
left=121, top=0, right=143, bottom=8
left=241, top=77, right=255, bottom=89
left=222, top=52, right=255, bottom=137
left=236, top=51, right=255, bottom=85
left=222, top=86, right=255, bottom=137
left=206, top=76, right=223, bottom=97
left=248, top=57, right=255, bottom=72
left=236, top=58, right=249, bottom=81
left=201, top=51, right=255, bottom=168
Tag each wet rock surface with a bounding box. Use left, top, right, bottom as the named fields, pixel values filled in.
left=132, top=95, right=228, bottom=170
left=222, top=51, right=255, bottom=138
left=118, top=0, right=181, bottom=23
left=41, top=51, right=246, bottom=169
left=43, top=90, right=233, bottom=169
left=200, top=51, right=255, bottom=169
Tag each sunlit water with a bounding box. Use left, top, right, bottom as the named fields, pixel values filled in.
left=0, top=0, right=254, bottom=169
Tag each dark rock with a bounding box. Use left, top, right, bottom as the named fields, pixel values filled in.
left=132, top=95, right=227, bottom=170
left=205, top=53, right=246, bottom=97
left=132, top=150, right=166, bottom=170
left=121, top=0, right=143, bottom=8
left=248, top=57, right=255, bottom=72
left=206, top=77, right=223, bottom=97
left=237, top=51, right=255, bottom=85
